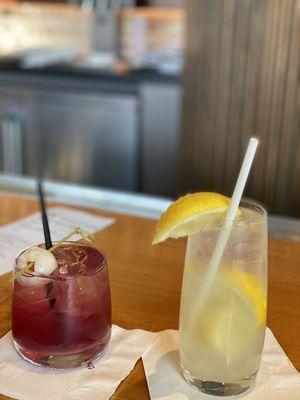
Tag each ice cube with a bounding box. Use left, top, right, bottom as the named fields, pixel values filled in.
left=14, top=279, right=56, bottom=315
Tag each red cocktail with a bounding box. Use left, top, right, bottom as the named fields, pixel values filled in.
left=12, top=242, right=111, bottom=368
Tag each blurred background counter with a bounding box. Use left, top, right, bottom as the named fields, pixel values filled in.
left=1, top=0, right=300, bottom=218
left=0, top=65, right=181, bottom=196
left=0, top=2, right=184, bottom=197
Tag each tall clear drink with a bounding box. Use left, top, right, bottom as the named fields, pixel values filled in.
left=179, top=200, right=267, bottom=396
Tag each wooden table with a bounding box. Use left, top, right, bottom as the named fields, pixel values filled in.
left=0, top=193, right=299, bottom=399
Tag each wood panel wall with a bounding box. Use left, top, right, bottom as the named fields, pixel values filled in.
left=181, top=0, right=300, bottom=217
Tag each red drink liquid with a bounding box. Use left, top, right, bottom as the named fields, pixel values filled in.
left=12, top=242, right=111, bottom=368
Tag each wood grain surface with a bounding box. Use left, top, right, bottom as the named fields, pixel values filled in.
left=181, top=0, right=300, bottom=217
left=0, top=192, right=299, bottom=400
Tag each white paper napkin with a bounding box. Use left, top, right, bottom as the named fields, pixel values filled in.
left=0, top=207, right=115, bottom=276
left=0, top=325, right=155, bottom=400
left=142, top=328, right=300, bottom=399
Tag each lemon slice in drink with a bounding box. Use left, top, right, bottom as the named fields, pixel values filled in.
left=193, top=269, right=266, bottom=358
left=219, top=268, right=266, bottom=326
left=152, top=192, right=232, bottom=244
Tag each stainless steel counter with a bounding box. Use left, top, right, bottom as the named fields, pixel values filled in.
left=0, top=3, right=183, bottom=198
left=0, top=67, right=182, bottom=197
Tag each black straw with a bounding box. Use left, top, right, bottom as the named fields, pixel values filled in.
left=37, top=181, right=52, bottom=250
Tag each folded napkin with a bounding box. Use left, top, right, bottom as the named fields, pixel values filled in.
left=0, top=325, right=155, bottom=400
left=142, top=328, right=300, bottom=399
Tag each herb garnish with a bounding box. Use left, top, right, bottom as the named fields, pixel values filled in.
left=11, top=227, right=95, bottom=281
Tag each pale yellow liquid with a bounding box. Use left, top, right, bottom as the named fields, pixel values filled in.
left=179, top=263, right=266, bottom=383
left=179, top=207, right=267, bottom=383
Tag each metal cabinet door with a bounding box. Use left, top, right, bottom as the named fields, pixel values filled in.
left=140, top=82, right=182, bottom=197
left=0, top=87, right=139, bottom=191
left=0, top=99, right=25, bottom=176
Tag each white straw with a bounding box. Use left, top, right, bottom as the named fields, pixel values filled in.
left=195, top=137, right=259, bottom=307
left=224, top=137, right=259, bottom=223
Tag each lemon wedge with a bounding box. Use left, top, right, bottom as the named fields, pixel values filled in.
left=152, top=192, right=232, bottom=244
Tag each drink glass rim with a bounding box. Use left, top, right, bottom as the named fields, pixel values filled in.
left=235, top=198, right=267, bottom=225
left=189, top=198, right=266, bottom=235
left=14, top=241, right=107, bottom=280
